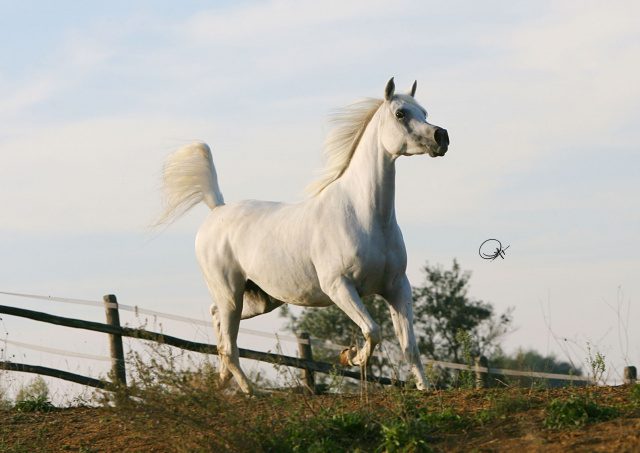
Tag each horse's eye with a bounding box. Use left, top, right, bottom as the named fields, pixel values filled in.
left=395, top=110, right=405, bottom=120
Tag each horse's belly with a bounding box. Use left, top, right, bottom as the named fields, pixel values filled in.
left=243, top=250, right=333, bottom=306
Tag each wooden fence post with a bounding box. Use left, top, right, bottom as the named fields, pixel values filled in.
left=104, top=294, right=127, bottom=387
left=297, top=332, right=315, bottom=394
left=624, top=366, right=637, bottom=385
left=475, top=356, right=490, bottom=389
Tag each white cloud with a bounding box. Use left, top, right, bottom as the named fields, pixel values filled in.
left=498, top=2, right=640, bottom=138
left=0, top=115, right=208, bottom=234
left=509, top=2, right=639, bottom=72
left=181, top=0, right=399, bottom=42
left=0, top=77, right=57, bottom=123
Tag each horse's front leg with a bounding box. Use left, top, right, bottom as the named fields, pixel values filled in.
left=323, top=276, right=381, bottom=367
left=384, top=275, right=427, bottom=389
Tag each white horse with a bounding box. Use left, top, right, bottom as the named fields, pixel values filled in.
left=155, top=78, right=449, bottom=394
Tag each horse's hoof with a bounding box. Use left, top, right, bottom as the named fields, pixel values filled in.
left=339, top=347, right=357, bottom=366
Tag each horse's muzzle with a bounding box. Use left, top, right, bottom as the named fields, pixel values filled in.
left=430, top=127, right=449, bottom=156
left=435, top=128, right=449, bottom=148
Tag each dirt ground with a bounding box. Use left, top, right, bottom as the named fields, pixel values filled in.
left=1, top=385, right=639, bottom=452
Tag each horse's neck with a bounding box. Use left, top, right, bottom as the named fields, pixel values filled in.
left=332, top=115, right=397, bottom=227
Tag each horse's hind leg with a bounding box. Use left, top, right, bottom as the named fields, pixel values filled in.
left=210, top=303, right=232, bottom=387
left=207, top=281, right=282, bottom=393
left=207, top=280, right=254, bottom=394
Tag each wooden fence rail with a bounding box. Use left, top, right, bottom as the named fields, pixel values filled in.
left=1, top=294, right=635, bottom=394
left=0, top=362, right=108, bottom=390
left=0, top=297, right=403, bottom=392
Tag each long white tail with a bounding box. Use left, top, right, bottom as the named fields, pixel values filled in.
left=152, top=142, right=224, bottom=228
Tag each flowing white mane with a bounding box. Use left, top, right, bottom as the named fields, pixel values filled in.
left=304, top=98, right=384, bottom=197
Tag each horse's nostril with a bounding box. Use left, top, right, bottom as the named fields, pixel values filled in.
left=434, top=128, right=449, bottom=146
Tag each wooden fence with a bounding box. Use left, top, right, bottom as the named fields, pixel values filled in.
left=0, top=295, right=402, bottom=392
left=1, top=294, right=636, bottom=393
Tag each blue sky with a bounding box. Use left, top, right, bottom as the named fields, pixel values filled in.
left=1, top=1, right=639, bottom=399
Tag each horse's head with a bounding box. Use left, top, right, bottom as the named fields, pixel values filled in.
left=379, top=78, right=449, bottom=158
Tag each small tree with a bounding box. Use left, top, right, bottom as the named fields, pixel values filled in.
left=412, top=259, right=512, bottom=364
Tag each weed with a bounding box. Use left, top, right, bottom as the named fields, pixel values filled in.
left=263, top=408, right=379, bottom=452
left=474, top=408, right=494, bottom=425
left=8, top=375, right=55, bottom=413
left=455, top=329, right=476, bottom=389
left=423, top=361, right=441, bottom=390
left=420, top=408, right=470, bottom=433
left=491, top=391, right=532, bottom=416
left=378, top=420, right=433, bottom=453
left=586, top=343, right=606, bottom=386
left=629, top=384, right=640, bottom=406
left=69, top=395, right=91, bottom=408
left=472, top=389, right=533, bottom=426
left=15, top=376, right=50, bottom=404
left=543, top=394, right=618, bottom=429
left=389, top=385, right=422, bottom=420
left=13, top=395, right=55, bottom=413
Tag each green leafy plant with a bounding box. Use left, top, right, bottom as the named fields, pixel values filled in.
left=264, top=408, right=379, bottom=452
left=13, top=376, right=54, bottom=412
left=15, top=376, right=50, bottom=403
left=420, top=408, right=470, bottom=433
left=14, top=395, right=55, bottom=413
left=474, top=389, right=532, bottom=425
left=586, top=343, right=607, bottom=386
left=543, top=395, right=618, bottom=429
left=629, top=383, right=640, bottom=406
left=378, top=419, right=433, bottom=453
left=455, top=329, right=476, bottom=389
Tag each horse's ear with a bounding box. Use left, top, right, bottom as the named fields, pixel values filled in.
left=407, top=80, right=417, bottom=97
left=384, top=77, right=395, bottom=100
